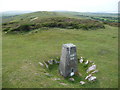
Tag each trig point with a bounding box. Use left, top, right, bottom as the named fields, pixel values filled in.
left=59, top=43, right=78, bottom=77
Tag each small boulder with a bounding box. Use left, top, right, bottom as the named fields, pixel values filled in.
left=79, top=57, right=84, bottom=63
left=43, top=61, right=49, bottom=68
left=69, top=78, right=75, bottom=82
left=85, top=60, right=89, bottom=65
left=85, top=74, right=92, bottom=80
left=89, top=61, right=94, bottom=63
left=88, top=76, right=96, bottom=82
left=80, top=81, right=85, bottom=85
left=60, top=82, right=67, bottom=86
left=86, top=65, right=96, bottom=73
left=48, top=60, right=53, bottom=65
left=38, top=62, right=44, bottom=67
left=91, top=70, right=99, bottom=74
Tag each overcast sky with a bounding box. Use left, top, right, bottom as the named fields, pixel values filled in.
left=1, top=0, right=119, bottom=13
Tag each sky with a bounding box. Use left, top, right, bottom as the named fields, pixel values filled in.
left=1, top=0, right=119, bottom=13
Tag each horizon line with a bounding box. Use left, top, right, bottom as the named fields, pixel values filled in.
left=0, top=10, right=118, bottom=14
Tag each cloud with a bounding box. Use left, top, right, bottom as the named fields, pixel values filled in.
left=1, top=0, right=119, bottom=12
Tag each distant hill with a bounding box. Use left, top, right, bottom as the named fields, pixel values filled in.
left=2, top=11, right=106, bottom=33
left=2, top=11, right=118, bottom=23
left=1, top=11, right=85, bottom=23
left=1, top=11, right=34, bottom=16
left=2, top=11, right=118, bottom=33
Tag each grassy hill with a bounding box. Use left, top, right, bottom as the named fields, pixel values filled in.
left=2, top=11, right=118, bottom=30
left=2, top=11, right=78, bottom=23
left=2, top=11, right=118, bottom=88
left=2, top=11, right=106, bottom=33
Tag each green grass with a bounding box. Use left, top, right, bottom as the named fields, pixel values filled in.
left=0, top=24, right=2, bottom=89
left=2, top=25, right=118, bottom=88
left=2, top=16, right=105, bottom=33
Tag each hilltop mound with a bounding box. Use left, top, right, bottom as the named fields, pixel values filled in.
left=2, top=11, right=105, bottom=33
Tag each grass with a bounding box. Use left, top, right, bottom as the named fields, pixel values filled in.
left=2, top=25, right=118, bottom=88
left=2, top=16, right=105, bottom=33
left=0, top=24, right=2, bottom=89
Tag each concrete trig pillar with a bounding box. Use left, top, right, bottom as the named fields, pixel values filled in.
left=59, top=43, right=78, bottom=77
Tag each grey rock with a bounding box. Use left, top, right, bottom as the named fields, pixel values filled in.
left=48, top=60, right=53, bottom=65
left=85, top=74, right=92, bottom=80
left=85, top=60, right=89, bottom=65
left=79, top=57, right=84, bottom=63
left=38, top=62, right=44, bottom=67
left=69, top=78, right=75, bottom=82
left=91, top=70, right=99, bottom=74
left=89, top=61, right=94, bottom=63
left=53, top=78, right=61, bottom=81
left=88, top=76, right=96, bottom=81
left=59, top=82, right=67, bottom=86
left=86, top=65, right=96, bottom=73
left=43, top=61, right=49, bottom=68
left=80, top=81, right=85, bottom=85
